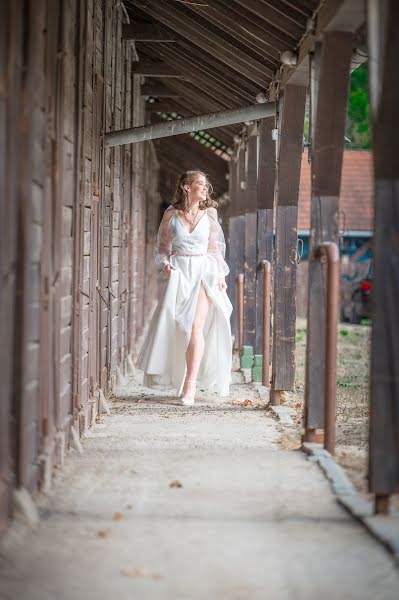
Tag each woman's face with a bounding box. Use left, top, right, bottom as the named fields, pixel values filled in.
left=186, top=174, right=208, bottom=201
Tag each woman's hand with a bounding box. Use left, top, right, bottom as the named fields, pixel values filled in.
left=218, top=277, right=227, bottom=291
left=163, top=263, right=177, bottom=278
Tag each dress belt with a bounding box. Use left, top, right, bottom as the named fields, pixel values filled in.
left=171, top=252, right=206, bottom=256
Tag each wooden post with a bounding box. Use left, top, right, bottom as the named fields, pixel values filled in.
left=232, top=147, right=246, bottom=349
left=304, top=33, right=352, bottom=438
left=243, top=133, right=258, bottom=348
left=367, top=0, right=399, bottom=511
left=255, top=117, right=275, bottom=358
left=0, top=0, right=23, bottom=528
left=271, top=85, right=306, bottom=403
left=227, top=158, right=238, bottom=336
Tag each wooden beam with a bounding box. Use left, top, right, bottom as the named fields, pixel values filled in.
left=141, top=83, right=181, bottom=97
left=304, top=32, right=353, bottom=434
left=227, top=161, right=238, bottom=334
left=230, top=148, right=246, bottom=347
left=146, top=46, right=251, bottom=108
left=142, top=42, right=255, bottom=106
left=279, top=0, right=365, bottom=90
left=146, top=102, right=178, bottom=114
left=230, top=0, right=303, bottom=41
left=131, top=62, right=183, bottom=77
left=255, top=117, right=275, bottom=356
left=243, top=133, right=258, bottom=349
left=135, top=0, right=272, bottom=87
left=122, top=24, right=177, bottom=41
left=271, top=84, right=306, bottom=395
left=367, top=0, right=399, bottom=499
left=186, top=2, right=278, bottom=69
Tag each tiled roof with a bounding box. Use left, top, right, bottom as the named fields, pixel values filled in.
left=298, top=150, right=374, bottom=233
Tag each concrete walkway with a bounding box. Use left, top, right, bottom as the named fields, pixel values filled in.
left=1, top=366, right=399, bottom=600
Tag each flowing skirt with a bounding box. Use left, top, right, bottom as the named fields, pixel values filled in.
left=137, top=254, right=233, bottom=396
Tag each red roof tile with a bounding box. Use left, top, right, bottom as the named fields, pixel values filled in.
left=298, top=150, right=374, bottom=233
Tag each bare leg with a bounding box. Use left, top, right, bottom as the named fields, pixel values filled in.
left=182, top=283, right=212, bottom=398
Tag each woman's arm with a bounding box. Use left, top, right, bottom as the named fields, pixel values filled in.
left=154, top=206, right=175, bottom=271
left=207, top=207, right=230, bottom=288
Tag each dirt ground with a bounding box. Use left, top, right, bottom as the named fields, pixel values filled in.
left=278, top=317, right=399, bottom=511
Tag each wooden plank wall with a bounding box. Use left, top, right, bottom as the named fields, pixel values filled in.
left=0, top=0, right=23, bottom=531
left=0, top=0, right=162, bottom=526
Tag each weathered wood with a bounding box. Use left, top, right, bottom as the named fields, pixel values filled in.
left=122, top=24, right=177, bottom=42
left=142, top=43, right=252, bottom=107
left=272, top=84, right=306, bottom=392
left=134, top=0, right=272, bottom=86
left=243, top=134, right=258, bottom=348
left=255, top=117, right=275, bottom=355
left=367, top=0, right=399, bottom=497
left=131, top=61, right=183, bottom=77
left=304, top=32, right=352, bottom=431
left=141, top=83, right=182, bottom=97
left=0, top=0, right=23, bottom=528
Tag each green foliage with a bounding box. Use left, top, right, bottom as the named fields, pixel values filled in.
left=303, top=63, right=371, bottom=150
left=347, top=63, right=372, bottom=149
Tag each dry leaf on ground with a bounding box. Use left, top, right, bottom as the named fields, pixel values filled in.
left=97, top=528, right=112, bottom=538
left=121, top=567, right=161, bottom=580
left=112, top=512, right=126, bottom=521
left=240, top=399, right=254, bottom=407
left=169, top=479, right=183, bottom=488
left=121, top=567, right=147, bottom=578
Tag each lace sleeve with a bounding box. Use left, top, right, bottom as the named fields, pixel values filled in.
left=207, top=207, right=230, bottom=277
left=154, top=205, right=174, bottom=270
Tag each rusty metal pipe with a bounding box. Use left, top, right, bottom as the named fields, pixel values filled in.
left=318, top=242, right=340, bottom=455
left=236, top=273, right=244, bottom=353
left=262, top=261, right=271, bottom=388
left=105, top=102, right=275, bottom=147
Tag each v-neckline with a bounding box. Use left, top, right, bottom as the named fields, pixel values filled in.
left=175, top=209, right=208, bottom=235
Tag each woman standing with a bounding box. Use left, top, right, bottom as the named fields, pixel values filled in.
left=137, top=170, right=233, bottom=405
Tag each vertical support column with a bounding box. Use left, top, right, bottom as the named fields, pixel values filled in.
left=243, top=133, right=258, bottom=349
left=367, top=0, right=399, bottom=512
left=255, top=117, right=275, bottom=359
left=233, top=147, right=246, bottom=348
left=271, top=84, right=306, bottom=403
left=304, top=32, right=352, bottom=437
left=227, top=158, right=238, bottom=336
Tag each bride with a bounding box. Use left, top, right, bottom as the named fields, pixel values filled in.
left=137, top=170, right=233, bottom=405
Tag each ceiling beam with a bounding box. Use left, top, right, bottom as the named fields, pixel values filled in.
left=141, top=82, right=181, bottom=97
left=178, top=2, right=275, bottom=67
left=230, top=0, right=303, bottom=40
left=122, top=24, right=177, bottom=41
left=131, top=1, right=272, bottom=87
left=141, top=45, right=253, bottom=107
left=279, top=0, right=366, bottom=89
left=131, top=62, right=183, bottom=77
left=139, top=39, right=260, bottom=100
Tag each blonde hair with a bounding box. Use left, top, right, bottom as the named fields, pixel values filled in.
left=172, top=170, right=218, bottom=211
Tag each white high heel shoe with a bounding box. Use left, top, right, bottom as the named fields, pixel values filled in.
left=180, top=380, right=196, bottom=406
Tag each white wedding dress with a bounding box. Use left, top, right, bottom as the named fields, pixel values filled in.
left=137, top=205, right=233, bottom=397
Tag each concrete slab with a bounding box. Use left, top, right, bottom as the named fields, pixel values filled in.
left=304, top=441, right=399, bottom=566
left=1, top=375, right=398, bottom=599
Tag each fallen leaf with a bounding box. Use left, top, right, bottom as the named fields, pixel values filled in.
left=121, top=567, right=147, bottom=578
left=97, top=529, right=112, bottom=538
left=112, top=512, right=126, bottom=521
left=121, top=567, right=161, bottom=580
left=240, top=399, right=254, bottom=407
left=169, top=480, right=183, bottom=488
